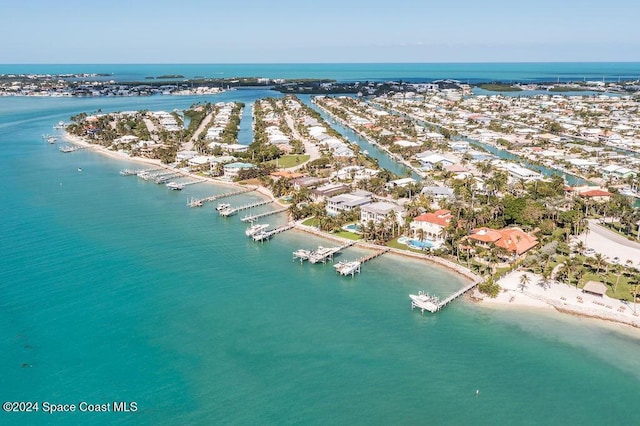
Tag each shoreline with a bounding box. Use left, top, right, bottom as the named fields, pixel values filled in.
left=64, top=130, right=479, bottom=283
left=64, top=132, right=640, bottom=331
left=478, top=270, right=640, bottom=330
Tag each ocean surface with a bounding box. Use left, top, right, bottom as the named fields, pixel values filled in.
left=2, top=62, right=640, bottom=83
left=2, top=64, right=640, bottom=425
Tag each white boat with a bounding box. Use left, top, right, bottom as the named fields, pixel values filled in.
left=59, top=145, right=78, bottom=153
left=245, top=223, right=269, bottom=237
left=166, top=182, right=185, bottom=190
left=216, top=203, right=231, bottom=211
left=252, top=231, right=271, bottom=241
left=53, top=121, right=65, bottom=129
left=333, top=260, right=361, bottom=276
left=47, top=136, right=57, bottom=144
left=409, top=291, right=440, bottom=313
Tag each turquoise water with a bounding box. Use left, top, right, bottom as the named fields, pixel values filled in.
left=2, top=62, right=640, bottom=83
left=1, top=67, right=640, bottom=424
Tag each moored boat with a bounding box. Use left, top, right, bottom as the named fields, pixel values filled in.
left=166, top=181, right=185, bottom=190
left=216, top=203, right=231, bottom=211
left=409, top=291, right=440, bottom=313
left=245, top=223, right=269, bottom=237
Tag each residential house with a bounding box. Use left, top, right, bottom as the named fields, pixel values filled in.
left=468, top=227, right=538, bottom=257
left=360, top=201, right=406, bottom=227
left=223, top=162, right=256, bottom=179
left=409, top=209, right=452, bottom=245
left=326, top=190, right=373, bottom=215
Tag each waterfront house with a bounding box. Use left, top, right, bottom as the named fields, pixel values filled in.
left=409, top=209, right=452, bottom=245
left=385, top=177, right=417, bottom=189
left=223, top=162, right=256, bottom=179
left=421, top=186, right=455, bottom=200
left=360, top=201, right=405, bottom=227
left=292, top=176, right=327, bottom=190
left=601, top=164, right=637, bottom=180
left=311, top=183, right=350, bottom=202
left=502, top=163, right=542, bottom=181
left=326, top=190, right=373, bottom=216
left=468, top=227, right=538, bottom=257
left=415, top=152, right=454, bottom=170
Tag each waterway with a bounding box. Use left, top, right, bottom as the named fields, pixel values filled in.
left=298, top=94, right=418, bottom=179
left=1, top=74, right=639, bottom=424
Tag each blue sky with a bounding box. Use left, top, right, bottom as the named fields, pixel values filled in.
left=2, top=0, right=639, bottom=63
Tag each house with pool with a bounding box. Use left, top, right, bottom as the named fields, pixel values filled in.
left=408, top=209, right=452, bottom=249
left=359, top=201, right=405, bottom=226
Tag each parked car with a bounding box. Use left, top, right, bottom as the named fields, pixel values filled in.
left=585, top=248, right=595, bottom=255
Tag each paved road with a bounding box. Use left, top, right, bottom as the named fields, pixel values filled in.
left=581, top=219, right=640, bottom=267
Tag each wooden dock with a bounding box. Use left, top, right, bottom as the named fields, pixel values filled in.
left=219, top=200, right=274, bottom=217
left=410, top=280, right=481, bottom=314
left=358, top=248, right=389, bottom=264
left=187, top=187, right=255, bottom=207
left=333, top=248, right=389, bottom=276
left=241, top=206, right=289, bottom=222
left=120, top=169, right=147, bottom=176
left=252, top=223, right=295, bottom=242
left=309, top=241, right=356, bottom=264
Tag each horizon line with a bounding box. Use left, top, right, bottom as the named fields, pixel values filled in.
left=2, top=61, right=640, bottom=66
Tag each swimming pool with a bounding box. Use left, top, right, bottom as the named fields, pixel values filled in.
left=398, top=236, right=435, bottom=250
left=343, top=223, right=362, bottom=233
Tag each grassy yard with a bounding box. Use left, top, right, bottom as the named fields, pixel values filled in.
left=386, top=237, right=424, bottom=254
left=267, top=155, right=310, bottom=168
left=302, top=217, right=319, bottom=227
left=333, top=231, right=362, bottom=241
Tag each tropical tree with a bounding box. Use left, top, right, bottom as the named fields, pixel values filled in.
left=519, top=273, right=531, bottom=292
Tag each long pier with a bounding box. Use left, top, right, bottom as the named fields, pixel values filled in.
left=187, top=187, right=255, bottom=207
left=219, top=200, right=274, bottom=217
left=241, top=206, right=289, bottom=223
left=435, top=280, right=481, bottom=311
left=358, top=248, right=389, bottom=264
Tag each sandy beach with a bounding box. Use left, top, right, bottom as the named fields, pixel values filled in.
left=480, top=270, right=640, bottom=329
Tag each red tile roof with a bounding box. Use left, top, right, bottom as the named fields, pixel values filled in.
left=579, top=189, right=612, bottom=197
left=469, top=227, right=538, bottom=255
left=413, top=209, right=452, bottom=227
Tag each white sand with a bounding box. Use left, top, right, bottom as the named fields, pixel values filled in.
left=481, top=270, right=640, bottom=329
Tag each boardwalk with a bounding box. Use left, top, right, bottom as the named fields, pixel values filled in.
left=187, top=187, right=255, bottom=207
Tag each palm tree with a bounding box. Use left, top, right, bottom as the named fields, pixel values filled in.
left=539, top=269, right=552, bottom=290
left=592, top=253, right=607, bottom=274
left=519, top=273, right=531, bottom=292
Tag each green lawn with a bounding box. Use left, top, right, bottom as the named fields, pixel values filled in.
left=267, top=155, right=310, bottom=168
left=302, top=217, right=319, bottom=227
left=333, top=231, right=362, bottom=241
